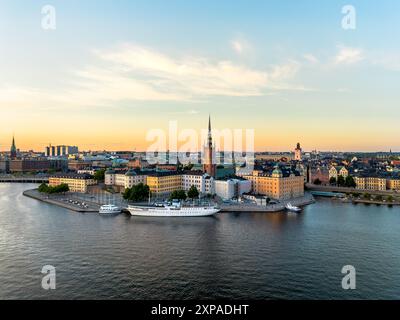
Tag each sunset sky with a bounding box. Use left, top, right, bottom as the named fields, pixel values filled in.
left=1, top=0, right=400, bottom=152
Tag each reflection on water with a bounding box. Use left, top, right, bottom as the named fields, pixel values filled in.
left=0, top=184, right=400, bottom=300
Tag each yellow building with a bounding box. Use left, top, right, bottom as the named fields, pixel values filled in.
left=146, top=172, right=182, bottom=197
left=387, top=178, right=400, bottom=191
left=49, top=173, right=97, bottom=193
left=243, top=167, right=304, bottom=200
left=355, top=176, right=386, bottom=191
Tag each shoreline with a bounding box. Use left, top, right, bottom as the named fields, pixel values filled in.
left=23, top=188, right=316, bottom=214
left=22, top=188, right=399, bottom=214
left=351, top=199, right=400, bottom=206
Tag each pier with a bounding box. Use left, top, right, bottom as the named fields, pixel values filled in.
left=23, top=189, right=100, bottom=213
left=220, top=193, right=315, bottom=213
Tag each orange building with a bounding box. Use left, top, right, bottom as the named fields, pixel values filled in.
left=243, top=166, right=304, bottom=200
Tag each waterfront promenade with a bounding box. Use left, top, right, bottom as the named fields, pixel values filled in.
left=306, top=183, right=400, bottom=196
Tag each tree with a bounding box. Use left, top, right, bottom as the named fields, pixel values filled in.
left=57, top=183, right=69, bottom=194
left=387, top=195, right=394, bottom=202
left=375, top=195, right=383, bottom=202
left=363, top=193, right=371, bottom=200
left=38, top=182, right=49, bottom=193
left=345, top=176, right=356, bottom=188
left=123, top=187, right=132, bottom=200
left=313, top=178, right=322, bottom=185
left=38, top=183, right=69, bottom=194
left=169, top=190, right=187, bottom=201
left=94, top=169, right=106, bottom=182
left=187, top=185, right=199, bottom=199
left=123, top=183, right=150, bottom=202
left=329, top=177, right=337, bottom=185
left=337, top=175, right=345, bottom=187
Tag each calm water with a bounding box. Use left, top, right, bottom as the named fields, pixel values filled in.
left=0, top=183, right=400, bottom=300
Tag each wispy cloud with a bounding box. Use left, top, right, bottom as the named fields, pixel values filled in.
left=0, top=43, right=307, bottom=109
left=230, top=38, right=252, bottom=55
left=168, top=109, right=200, bottom=115
left=303, top=54, right=319, bottom=64
left=95, top=44, right=270, bottom=98
left=335, top=46, right=364, bottom=65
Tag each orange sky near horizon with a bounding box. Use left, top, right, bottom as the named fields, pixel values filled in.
left=1, top=123, right=398, bottom=153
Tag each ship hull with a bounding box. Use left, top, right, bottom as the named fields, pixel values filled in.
left=128, top=206, right=220, bottom=217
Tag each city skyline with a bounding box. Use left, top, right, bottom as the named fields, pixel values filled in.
left=1, top=132, right=399, bottom=154
left=1, top=1, right=400, bottom=151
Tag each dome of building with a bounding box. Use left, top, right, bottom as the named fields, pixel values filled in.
left=125, top=169, right=137, bottom=177
left=272, top=165, right=283, bottom=177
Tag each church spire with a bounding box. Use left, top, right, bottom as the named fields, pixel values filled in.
left=10, top=135, right=17, bottom=159
left=207, top=114, right=212, bottom=147
left=203, top=115, right=216, bottom=177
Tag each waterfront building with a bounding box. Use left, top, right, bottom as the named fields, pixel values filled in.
left=0, top=159, right=10, bottom=173
left=105, top=169, right=215, bottom=197
left=181, top=171, right=214, bottom=195
left=202, top=116, right=217, bottom=177
left=387, top=178, right=400, bottom=191
left=9, top=159, right=51, bottom=173
left=354, top=176, right=386, bottom=191
left=146, top=172, right=182, bottom=198
left=243, top=166, right=304, bottom=200
left=105, top=169, right=147, bottom=190
left=215, top=179, right=252, bottom=200
left=49, top=173, right=97, bottom=193
left=294, top=143, right=302, bottom=161
left=329, top=166, right=349, bottom=180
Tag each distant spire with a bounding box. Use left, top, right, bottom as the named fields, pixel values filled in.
left=207, top=115, right=212, bottom=147
left=10, top=135, right=17, bottom=159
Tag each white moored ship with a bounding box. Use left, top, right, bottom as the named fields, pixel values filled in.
left=99, top=204, right=121, bottom=214
left=128, top=202, right=220, bottom=217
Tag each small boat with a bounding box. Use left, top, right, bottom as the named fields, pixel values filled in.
left=285, top=202, right=302, bottom=212
left=99, top=204, right=121, bottom=214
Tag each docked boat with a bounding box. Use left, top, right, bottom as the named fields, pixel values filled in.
left=285, top=202, right=302, bottom=212
left=128, top=202, right=220, bottom=217
left=99, top=204, right=121, bottom=214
